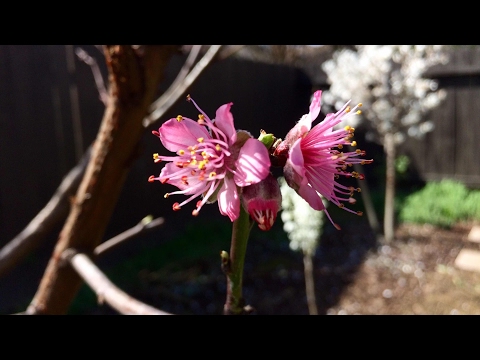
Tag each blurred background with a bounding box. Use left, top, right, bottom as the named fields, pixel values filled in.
left=1, top=45, right=480, bottom=314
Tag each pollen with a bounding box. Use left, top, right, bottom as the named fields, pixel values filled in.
left=215, top=144, right=221, bottom=151
left=351, top=141, right=357, bottom=147
left=178, top=149, right=185, bottom=155
left=344, top=125, right=351, bottom=131
left=197, top=137, right=204, bottom=143
left=176, top=115, right=183, bottom=122
left=358, top=103, right=363, bottom=107
left=345, top=106, right=351, bottom=113
left=209, top=172, right=216, bottom=178
left=356, top=110, right=362, bottom=115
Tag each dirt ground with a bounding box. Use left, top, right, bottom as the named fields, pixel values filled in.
left=102, top=219, right=480, bottom=315
left=326, top=222, right=480, bottom=315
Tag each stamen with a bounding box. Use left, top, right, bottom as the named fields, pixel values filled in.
left=351, top=141, right=357, bottom=147
left=176, top=115, right=183, bottom=122
left=172, top=203, right=181, bottom=211
left=152, top=130, right=160, bottom=137
left=148, top=175, right=155, bottom=183
left=197, top=137, right=204, bottom=143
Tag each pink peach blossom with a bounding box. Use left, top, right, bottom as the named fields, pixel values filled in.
left=149, top=96, right=271, bottom=222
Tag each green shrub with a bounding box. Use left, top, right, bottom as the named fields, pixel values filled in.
left=399, top=179, right=480, bottom=228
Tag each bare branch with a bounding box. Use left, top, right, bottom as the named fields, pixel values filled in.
left=0, top=146, right=91, bottom=279
left=94, top=216, right=164, bottom=257
left=66, top=251, right=171, bottom=315
left=75, top=47, right=109, bottom=106
left=143, top=45, right=223, bottom=128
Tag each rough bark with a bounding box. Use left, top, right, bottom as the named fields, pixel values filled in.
left=26, top=45, right=178, bottom=315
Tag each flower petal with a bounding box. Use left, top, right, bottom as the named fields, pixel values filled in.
left=298, top=184, right=326, bottom=211
left=287, top=138, right=306, bottom=182
left=159, top=118, right=210, bottom=152
left=309, top=90, right=322, bottom=121
left=217, top=177, right=240, bottom=221
left=234, top=138, right=271, bottom=186
left=214, top=102, right=237, bottom=144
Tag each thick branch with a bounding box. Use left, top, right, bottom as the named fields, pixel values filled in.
left=67, top=251, right=171, bottom=315
left=25, top=45, right=178, bottom=315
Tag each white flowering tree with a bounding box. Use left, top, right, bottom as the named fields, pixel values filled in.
left=279, top=176, right=325, bottom=315
left=321, top=45, right=449, bottom=243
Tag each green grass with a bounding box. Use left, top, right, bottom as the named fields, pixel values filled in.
left=398, top=179, right=480, bottom=228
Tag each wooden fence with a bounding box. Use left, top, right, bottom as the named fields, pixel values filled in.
left=404, top=47, right=480, bottom=187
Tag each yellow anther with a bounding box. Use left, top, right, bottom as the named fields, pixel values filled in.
left=209, top=172, right=217, bottom=178
left=345, top=106, right=351, bottom=113
left=358, top=103, right=363, bottom=107
left=356, top=149, right=362, bottom=154
left=153, top=153, right=159, bottom=159
left=164, top=193, right=170, bottom=198
left=178, top=149, right=185, bottom=155
left=201, top=151, right=207, bottom=158
left=190, top=150, right=196, bottom=156
left=356, top=110, right=362, bottom=115
left=215, top=144, right=221, bottom=151
left=197, top=137, right=204, bottom=143
left=198, top=114, right=204, bottom=120
left=176, top=115, right=183, bottom=122
left=337, top=144, right=343, bottom=149
left=351, top=141, right=357, bottom=147
left=344, top=125, right=351, bottom=131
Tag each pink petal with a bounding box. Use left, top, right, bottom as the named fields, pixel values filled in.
left=287, top=138, right=306, bottom=182
left=298, top=183, right=326, bottom=211
left=309, top=90, right=322, bottom=121
left=217, top=177, right=240, bottom=221
left=159, top=118, right=210, bottom=152
left=234, top=138, right=271, bottom=186
left=214, top=102, right=237, bottom=144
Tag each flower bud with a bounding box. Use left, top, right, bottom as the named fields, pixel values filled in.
left=241, top=173, right=282, bottom=231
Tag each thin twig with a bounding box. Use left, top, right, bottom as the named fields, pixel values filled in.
left=94, top=216, right=164, bottom=257
left=66, top=250, right=171, bottom=315
left=143, top=45, right=223, bottom=128
left=75, top=47, right=109, bottom=106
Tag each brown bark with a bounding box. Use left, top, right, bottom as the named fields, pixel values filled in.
left=26, top=45, right=178, bottom=315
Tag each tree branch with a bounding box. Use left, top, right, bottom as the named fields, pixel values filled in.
left=143, top=45, right=223, bottom=128
left=94, top=215, right=164, bottom=257
left=66, top=250, right=171, bottom=315
left=25, top=45, right=179, bottom=315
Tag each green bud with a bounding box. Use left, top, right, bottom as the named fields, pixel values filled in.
left=258, top=129, right=276, bottom=150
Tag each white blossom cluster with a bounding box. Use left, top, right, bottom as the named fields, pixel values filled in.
left=279, top=177, right=325, bottom=256
left=321, top=45, right=449, bottom=144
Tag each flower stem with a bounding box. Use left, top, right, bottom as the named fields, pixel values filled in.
left=223, top=206, right=253, bottom=315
